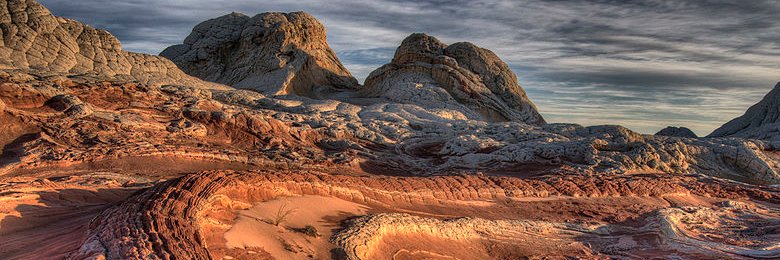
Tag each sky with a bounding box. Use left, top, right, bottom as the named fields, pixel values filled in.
left=38, top=0, right=780, bottom=136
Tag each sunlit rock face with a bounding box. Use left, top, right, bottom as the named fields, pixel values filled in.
left=161, top=11, right=359, bottom=97
left=710, top=82, right=780, bottom=141
left=362, top=33, right=546, bottom=125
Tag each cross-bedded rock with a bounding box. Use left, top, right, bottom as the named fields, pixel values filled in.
left=67, top=170, right=780, bottom=259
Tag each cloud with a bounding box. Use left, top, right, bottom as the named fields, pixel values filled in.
left=38, top=0, right=780, bottom=136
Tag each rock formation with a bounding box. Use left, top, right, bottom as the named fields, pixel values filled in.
left=0, top=0, right=227, bottom=89
left=361, top=33, right=545, bottom=125
left=710, top=82, right=780, bottom=141
left=655, top=126, right=697, bottom=138
left=67, top=170, right=780, bottom=259
left=161, top=12, right=358, bottom=96
left=1, top=1, right=779, bottom=259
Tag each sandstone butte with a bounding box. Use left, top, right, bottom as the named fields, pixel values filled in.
left=1, top=1, right=779, bottom=259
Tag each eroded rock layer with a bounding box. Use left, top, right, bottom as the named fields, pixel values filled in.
left=2, top=39, right=780, bottom=259
left=3, top=71, right=780, bottom=184
left=67, top=170, right=780, bottom=259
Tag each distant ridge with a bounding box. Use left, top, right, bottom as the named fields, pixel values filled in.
left=655, top=126, right=697, bottom=138
left=709, top=82, right=780, bottom=140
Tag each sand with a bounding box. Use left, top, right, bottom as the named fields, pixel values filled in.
left=224, top=195, right=370, bottom=259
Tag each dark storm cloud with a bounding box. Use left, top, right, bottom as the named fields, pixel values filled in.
left=38, top=0, right=780, bottom=135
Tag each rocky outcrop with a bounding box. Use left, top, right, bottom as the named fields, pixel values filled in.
left=337, top=202, right=780, bottom=260
left=655, top=126, right=697, bottom=138
left=2, top=3, right=776, bottom=187
left=361, top=33, right=545, bottom=125
left=709, top=82, right=780, bottom=140
left=658, top=203, right=780, bottom=259
left=161, top=12, right=358, bottom=96
left=332, top=213, right=599, bottom=260
left=46, top=94, right=93, bottom=118
left=0, top=0, right=227, bottom=89
left=3, top=72, right=780, bottom=184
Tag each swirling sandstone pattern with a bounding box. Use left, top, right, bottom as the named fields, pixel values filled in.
left=68, top=170, right=780, bottom=259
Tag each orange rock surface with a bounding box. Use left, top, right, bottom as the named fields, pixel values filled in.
left=1, top=1, right=779, bottom=259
